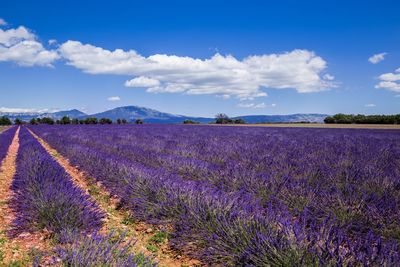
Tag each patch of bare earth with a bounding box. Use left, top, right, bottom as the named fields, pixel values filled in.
left=28, top=129, right=201, bottom=267
left=0, top=126, right=8, bottom=134
left=208, top=123, right=400, bottom=129
left=0, top=127, right=51, bottom=265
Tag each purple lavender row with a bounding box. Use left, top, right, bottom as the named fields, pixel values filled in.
left=0, top=126, right=17, bottom=164
left=30, top=125, right=400, bottom=265
left=8, top=127, right=154, bottom=266
left=10, top=127, right=105, bottom=238
left=31, top=124, right=400, bottom=243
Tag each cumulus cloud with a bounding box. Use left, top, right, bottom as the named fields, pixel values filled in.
left=237, top=102, right=276, bottom=109
left=59, top=40, right=334, bottom=99
left=365, top=103, right=376, bottom=107
left=0, top=26, right=59, bottom=66
left=368, top=53, right=387, bottom=64
left=125, top=76, right=160, bottom=87
left=107, top=96, right=121, bottom=101
left=0, top=18, right=7, bottom=26
left=375, top=67, right=400, bottom=92
left=0, top=22, right=334, bottom=99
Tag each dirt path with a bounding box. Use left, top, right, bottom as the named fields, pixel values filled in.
left=0, top=127, right=50, bottom=266
left=28, top=128, right=201, bottom=267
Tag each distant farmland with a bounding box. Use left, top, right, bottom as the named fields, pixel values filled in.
left=0, top=124, right=399, bottom=266
left=214, top=123, right=400, bottom=129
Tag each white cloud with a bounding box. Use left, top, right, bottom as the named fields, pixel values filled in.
left=107, top=96, right=121, bottom=101
left=375, top=67, right=400, bottom=92
left=0, top=107, right=59, bottom=113
left=365, top=103, right=376, bottom=107
left=0, top=18, right=7, bottom=26
left=368, top=53, right=387, bottom=64
left=323, top=74, right=334, bottom=80
left=0, top=23, right=334, bottom=99
left=59, top=40, right=334, bottom=99
left=48, top=39, right=57, bottom=45
left=125, top=76, right=160, bottom=87
left=0, top=26, right=59, bottom=66
left=237, top=102, right=276, bottom=109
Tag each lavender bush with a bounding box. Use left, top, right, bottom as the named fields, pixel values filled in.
left=30, top=125, right=400, bottom=265
left=56, top=230, right=156, bottom=267
left=10, top=127, right=105, bottom=237
left=0, top=126, right=16, bottom=163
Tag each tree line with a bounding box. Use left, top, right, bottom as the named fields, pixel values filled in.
left=324, top=114, right=400, bottom=124
left=0, top=116, right=145, bottom=125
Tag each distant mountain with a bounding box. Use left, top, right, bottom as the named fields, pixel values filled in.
left=234, top=114, right=329, bottom=123
left=87, top=106, right=212, bottom=123
left=51, top=109, right=87, bottom=119
left=0, top=109, right=87, bottom=121
left=0, top=105, right=328, bottom=124
left=88, top=106, right=328, bottom=124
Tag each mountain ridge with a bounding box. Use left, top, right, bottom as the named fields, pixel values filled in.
left=0, top=105, right=329, bottom=123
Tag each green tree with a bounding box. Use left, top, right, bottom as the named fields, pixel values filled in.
left=60, top=116, right=71, bottom=125
left=135, top=119, right=143, bottom=124
left=14, top=118, right=23, bottom=125
left=84, top=117, right=98, bottom=124
left=324, top=116, right=335, bottom=124
left=100, top=118, right=113, bottom=124
left=40, top=117, right=55, bottom=125
left=215, top=113, right=233, bottom=124
left=325, top=114, right=400, bottom=124
left=0, top=116, right=12, bottom=125
left=30, top=118, right=38, bottom=125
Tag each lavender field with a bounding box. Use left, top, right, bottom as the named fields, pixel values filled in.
left=19, top=124, right=398, bottom=266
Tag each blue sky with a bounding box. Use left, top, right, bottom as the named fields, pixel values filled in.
left=1, top=0, right=399, bottom=117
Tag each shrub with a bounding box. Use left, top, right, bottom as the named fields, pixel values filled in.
left=183, top=120, right=199, bottom=124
